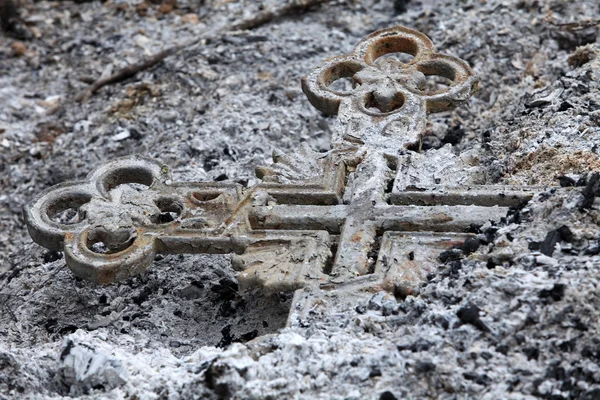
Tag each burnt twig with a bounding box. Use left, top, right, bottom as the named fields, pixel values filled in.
left=59, top=0, right=329, bottom=110
left=73, top=46, right=181, bottom=102
left=546, top=17, right=600, bottom=32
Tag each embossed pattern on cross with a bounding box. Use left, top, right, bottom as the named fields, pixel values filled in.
left=24, top=26, right=545, bottom=310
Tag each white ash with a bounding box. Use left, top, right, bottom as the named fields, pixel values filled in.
left=1, top=0, right=600, bottom=398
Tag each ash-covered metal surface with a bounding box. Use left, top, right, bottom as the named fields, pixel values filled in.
left=1, top=0, right=600, bottom=399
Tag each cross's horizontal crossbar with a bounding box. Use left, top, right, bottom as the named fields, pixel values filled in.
left=249, top=204, right=507, bottom=233
left=390, top=185, right=540, bottom=207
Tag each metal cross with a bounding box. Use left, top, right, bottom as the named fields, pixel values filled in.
left=25, top=26, right=544, bottom=326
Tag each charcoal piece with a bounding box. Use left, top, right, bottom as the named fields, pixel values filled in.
left=578, top=172, right=600, bottom=211
left=540, top=230, right=561, bottom=256
left=584, top=243, right=600, bottom=255
left=42, top=250, right=63, bottom=263
left=557, top=176, right=576, bottom=187
left=557, top=225, right=573, bottom=242
left=380, top=392, right=398, bottom=400
left=393, top=0, right=411, bottom=14
left=457, top=303, right=489, bottom=332
left=462, top=237, right=481, bottom=255
left=439, top=248, right=463, bottom=263
left=442, top=124, right=465, bottom=146
left=539, top=283, right=566, bottom=302
left=528, top=241, right=541, bottom=251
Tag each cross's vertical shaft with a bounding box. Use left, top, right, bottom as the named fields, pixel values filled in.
left=331, top=148, right=390, bottom=279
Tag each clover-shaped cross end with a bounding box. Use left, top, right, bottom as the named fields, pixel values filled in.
left=24, top=156, right=171, bottom=283
left=301, top=25, right=479, bottom=150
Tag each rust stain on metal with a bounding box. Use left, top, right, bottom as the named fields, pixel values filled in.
left=429, top=213, right=454, bottom=223
left=351, top=233, right=363, bottom=242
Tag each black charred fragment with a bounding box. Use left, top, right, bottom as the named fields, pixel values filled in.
left=523, top=347, right=539, bottom=361
left=59, top=340, right=75, bottom=361
left=204, top=360, right=233, bottom=398
left=545, top=361, right=566, bottom=380
left=540, top=225, right=574, bottom=256
left=132, top=287, right=153, bottom=305
left=397, top=338, right=433, bottom=352
left=44, top=318, right=57, bottom=334
left=558, top=176, right=576, bottom=187
left=557, top=225, right=574, bottom=242
left=411, top=339, right=433, bottom=352
left=439, top=248, right=463, bottom=263
left=240, top=329, right=258, bottom=342
left=482, top=129, right=492, bottom=144
left=581, top=345, right=600, bottom=361
left=482, top=225, right=499, bottom=244
left=462, top=237, right=481, bottom=255
left=191, top=280, right=204, bottom=289
left=442, top=124, right=465, bottom=146
left=463, top=371, right=491, bottom=385
left=467, top=223, right=482, bottom=234
left=576, top=174, right=588, bottom=187
left=379, top=391, right=398, bottom=400
left=437, top=315, right=450, bottom=330
left=558, top=101, right=573, bottom=112
left=578, top=172, right=600, bottom=211
left=415, top=360, right=435, bottom=373
left=440, top=294, right=462, bottom=306
left=456, top=303, right=489, bottom=332
left=506, top=207, right=522, bottom=224
left=540, top=230, right=561, bottom=256
left=558, top=337, right=577, bottom=352
left=584, top=242, right=600, bottom=255
left=393, top=0, right=411, bottom=14
left=59, top=325, right=78, bottom=335
left=447, top=260, right=462, bottom=278
left=572, top=316, right=588, bottom=331
left=42, top=250, right=63, bottom=263
left=217, top=325, right=234, bottom=348
left=537, top=191, right=552, bottom=202
left=157, top=212, right=176, bottom=223
left=211, top=278, right=239, bottom=302
left=486, top=257, right=498, bottom=269
left=496, top=344, right=509, bottom=355
left=539, top=283, right=566, bottom=302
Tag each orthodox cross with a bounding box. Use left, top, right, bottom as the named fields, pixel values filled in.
left=25, top=26, right=543, bottom=326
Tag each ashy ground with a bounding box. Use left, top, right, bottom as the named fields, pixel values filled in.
left=1, top=0, right=600, bottom=399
